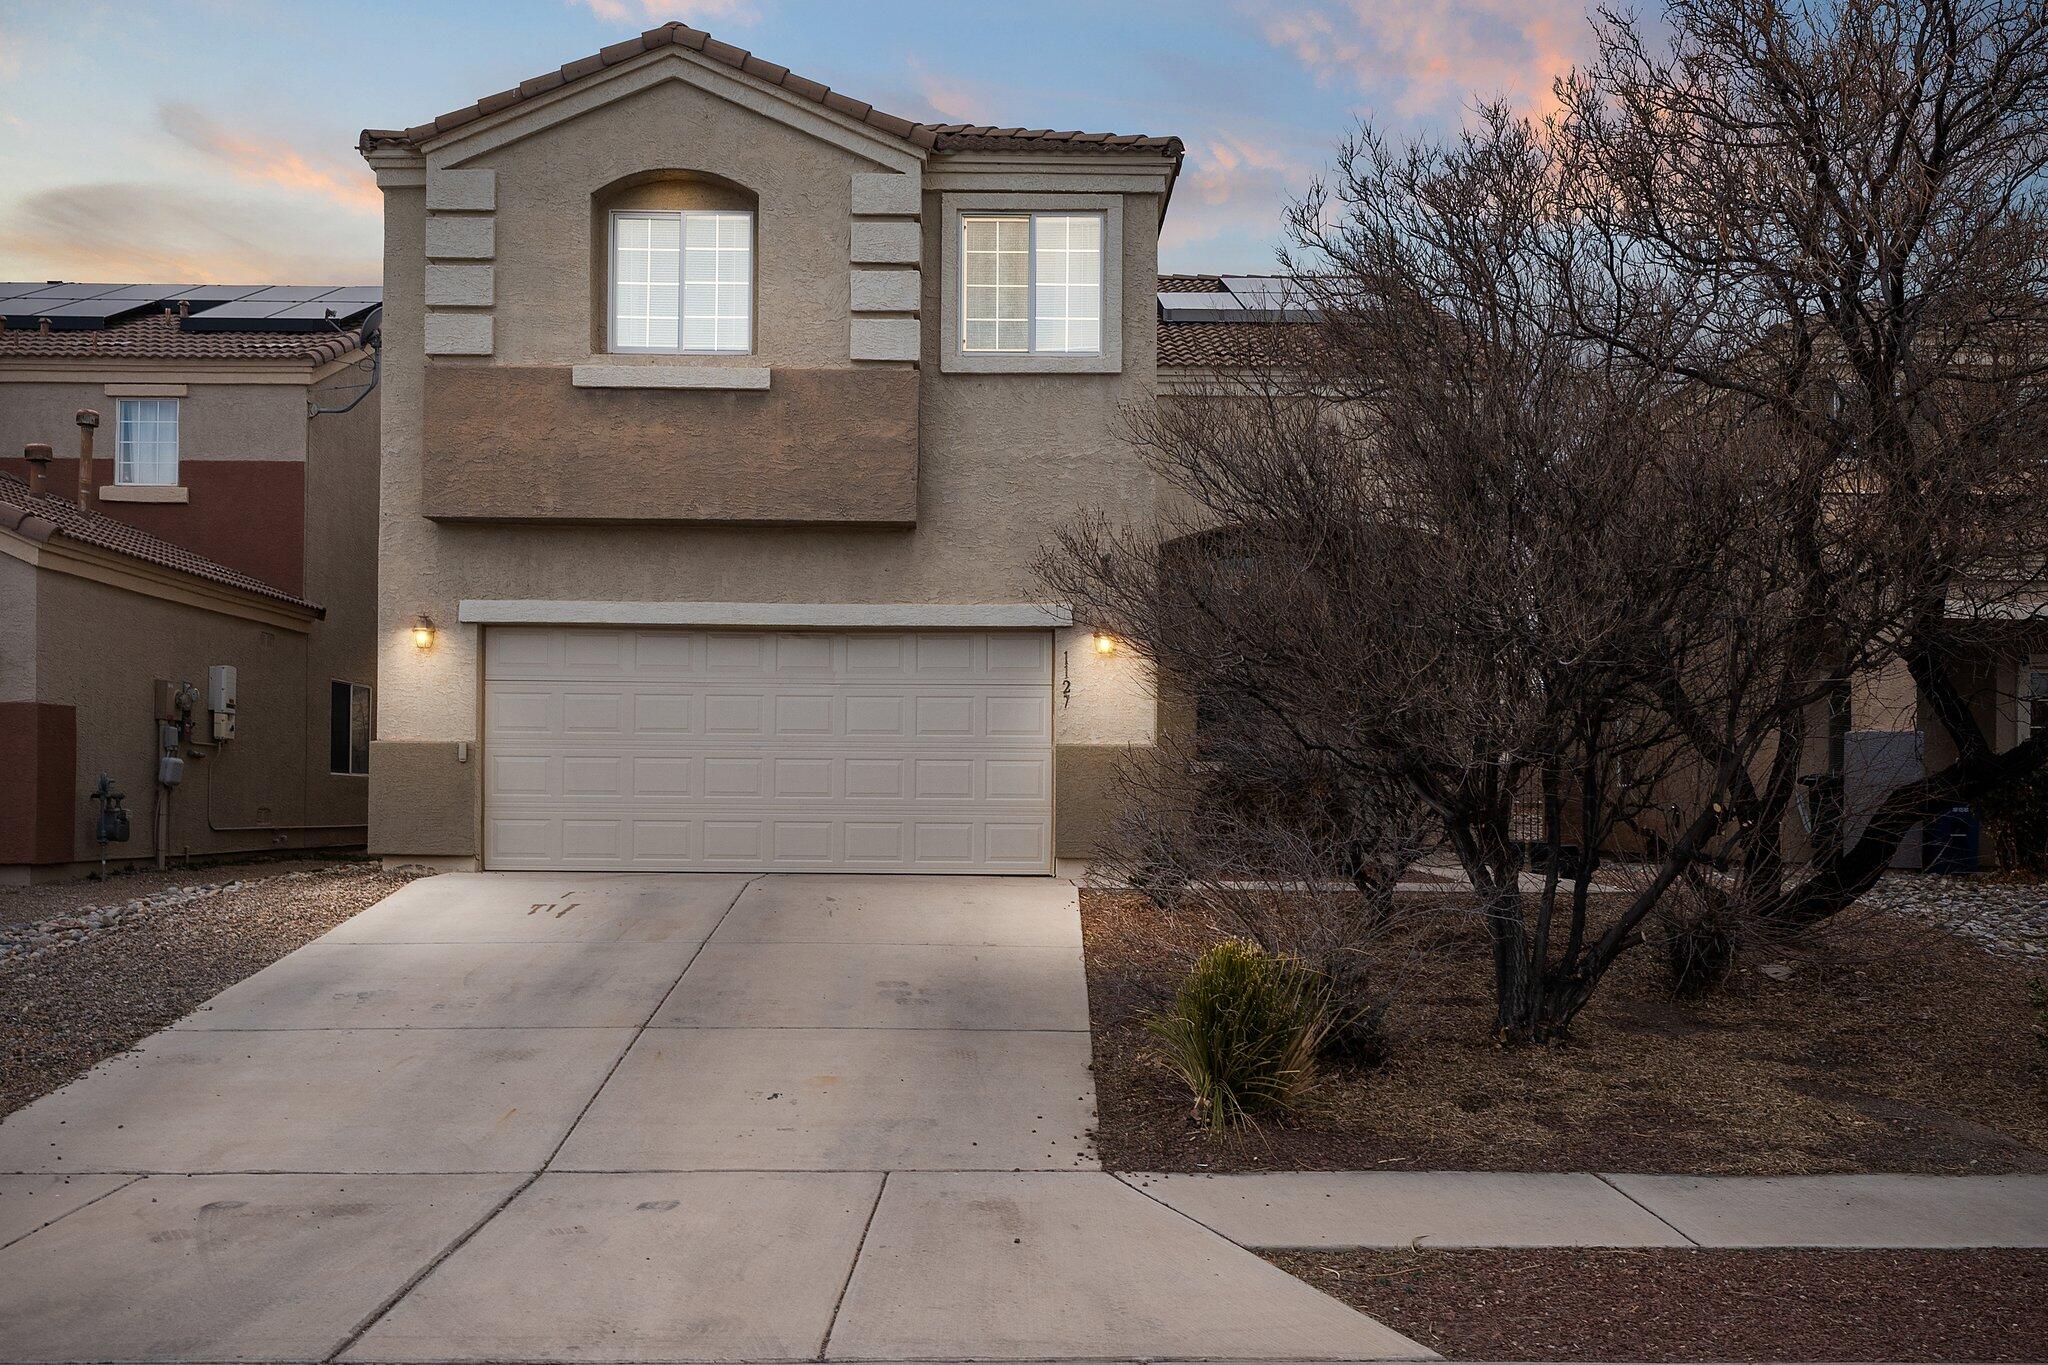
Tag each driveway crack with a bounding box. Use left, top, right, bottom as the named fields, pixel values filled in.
left=817, top=1169, right=888, bottom=1361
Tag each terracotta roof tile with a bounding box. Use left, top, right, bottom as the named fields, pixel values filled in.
left=0, top=310, right=366, bottom=365
left=360, top=23, right=1183, bottom=163
left=1157, top=320, right=1284, bottom=368
left=1159, top=273, right=1225, bottom=293
left=0, top=472, right=321, bottom=613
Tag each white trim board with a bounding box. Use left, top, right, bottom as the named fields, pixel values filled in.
left=458, top=600, right=1074, bottom=628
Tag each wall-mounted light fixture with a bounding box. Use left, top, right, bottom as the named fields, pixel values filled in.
left=411, top=614, right=436, bottom=650
left=1092, top=632, right=1117, bottom=656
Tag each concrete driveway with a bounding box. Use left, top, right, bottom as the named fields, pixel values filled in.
left=0, top=872, right=1427, bottom=1363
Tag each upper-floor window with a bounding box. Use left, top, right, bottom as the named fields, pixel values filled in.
left=609, top=209, right=752, bottom=354
left=115, top=398, right=179, bottom=486
left=961, top=213, right=1102, bottom=354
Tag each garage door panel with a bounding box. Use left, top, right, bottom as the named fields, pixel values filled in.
left=484, top=628, right=1053, bottom=873
left=490, top=629, right=1051, bottom=685
left=488, top=686, right=1052, bottom=748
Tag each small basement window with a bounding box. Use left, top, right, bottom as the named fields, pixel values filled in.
left=329, top=681, right=371, bottom=776
left=610, top=209, right=753, bottom=354
left=961, top=213, right=1102, bottom=354
left=115, top=397, right=179, bottom=486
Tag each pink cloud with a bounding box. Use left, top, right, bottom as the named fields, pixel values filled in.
left=569, top=0, right=762, bottom=26
left=0, top=183, right=379, bottom=285
left=1161, top=131, right=1311, bottom=259
left=1258, top=0, right=1589, bottom=121
left=158, top=101, right=379, bottom=216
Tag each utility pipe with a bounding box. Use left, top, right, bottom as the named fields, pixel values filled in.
left=75, top=408, right=98, bottom=509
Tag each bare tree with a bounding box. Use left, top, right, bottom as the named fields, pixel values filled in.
left=1048, top=110, right=1758, bottom=1042
left=1553, top=0, right=2048, bottom=923
left=1045, top=0, right=2048, bottom=1042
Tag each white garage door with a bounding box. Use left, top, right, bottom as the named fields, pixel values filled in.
left=483, top=627, right=1054, bottom=873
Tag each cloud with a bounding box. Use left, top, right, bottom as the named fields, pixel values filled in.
left=157, top=101, right=379, bottom=216
left=1160, top=131, right=1312, bottom=264
left=0, top=183, right=380, bottom=284
left=569, top=0, right=762, bottom=26
left=901, top=57, right=991, bottom=125
left=1257, top=0, right=1589, bottom=122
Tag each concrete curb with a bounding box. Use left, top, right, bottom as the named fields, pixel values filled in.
left=1119, top=1171, right=2048, bottom=1250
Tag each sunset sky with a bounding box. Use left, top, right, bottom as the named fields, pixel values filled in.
left=0, top=0, right=1599, bottom=284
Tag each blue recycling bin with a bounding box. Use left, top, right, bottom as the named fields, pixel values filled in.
left=1923, top=804, right=1980, bottom=876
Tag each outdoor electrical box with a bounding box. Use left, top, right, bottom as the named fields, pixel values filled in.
left=158, top=755, right=185, bottom=786
left=208, top=665, right=238, bottom=742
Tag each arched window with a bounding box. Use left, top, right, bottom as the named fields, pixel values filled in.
left=594, top=172, right=757, bottom=355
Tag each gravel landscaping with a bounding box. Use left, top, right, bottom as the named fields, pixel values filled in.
left=1267, top=1246, right=2048, bottom=1361
left=1084, top=886, right=2048, bottom=1175
left=1864, top=871, right=2048, bottom=960
left=0, top=861, right=424, bottom=1117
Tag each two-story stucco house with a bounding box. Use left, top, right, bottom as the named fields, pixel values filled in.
left=359, top=24, right=1184, bottom=874
left=0, top=285, right=381, bottom=879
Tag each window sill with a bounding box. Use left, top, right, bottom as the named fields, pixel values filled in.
left=97, top=484, right=188, bottom=504
left=939, top=350, right=1120, bottom=376
left=572, top=363, right=770, bottom=391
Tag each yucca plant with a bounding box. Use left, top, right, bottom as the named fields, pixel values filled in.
left=1144, top=939, right=1332, bottom=1132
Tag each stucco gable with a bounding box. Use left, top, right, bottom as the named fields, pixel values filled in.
left=408, top=45, right=924, bottom=173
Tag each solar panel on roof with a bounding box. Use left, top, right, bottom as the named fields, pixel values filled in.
left=172, top=285, right=269, bottom=302
left=17, top=283, right=127, bottom=300
left=321, top=286, right=383, bottom=301
left=1158, top=291, right=1257, bottom=323
left=238, top=285, right=335, bottom=303
left=181, top=294, right=380, bottom=333
left=2, top=297, right=159, bottom=330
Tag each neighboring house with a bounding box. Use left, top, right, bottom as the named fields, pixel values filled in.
left=0, top=285, right=381, bottom=881
left=358, top=24, right=1183, bottom=874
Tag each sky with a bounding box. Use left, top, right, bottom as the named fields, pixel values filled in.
left=0, top=0, right=1603, bottom=284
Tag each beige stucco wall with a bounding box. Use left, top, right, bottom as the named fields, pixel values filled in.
left=27, top=570, right=359, bottom=871
left=0, top=381, right=309, bottom=464
left=0, top=553, right=35, bottom=702
left=301, top=362, right=382, bottom=827
left=370, top=61, right=1168, bottom=861
left=461, top=78, right=885, bottom=371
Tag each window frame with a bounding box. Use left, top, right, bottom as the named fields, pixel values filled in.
left=114, top=397, right=180, bottom=487
left=329, top=680, right=371, bottom=777
left=939, top=192, right=1124, bottom=376
left=606, top=208, right=756, bottom=357
left=959, top=212, right=1106, bottom=358
left=2020, top=655, right=2048, bottom=744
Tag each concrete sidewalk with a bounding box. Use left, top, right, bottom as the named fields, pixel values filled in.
left=1125, top=1170, right=2048, bottom=1249
left=0, top=872, right=1430, bottom=1364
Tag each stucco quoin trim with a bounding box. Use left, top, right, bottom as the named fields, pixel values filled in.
left=457, top=600, right=1075, bottom=628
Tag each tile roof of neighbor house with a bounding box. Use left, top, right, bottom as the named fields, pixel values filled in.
left=358, top=21, right=1185, bottom=162
left=0, top=471, right=322, bottom=613
left=1158, top=275, right=1290, bottom=368
left=0, top=310, right=367, bottom=366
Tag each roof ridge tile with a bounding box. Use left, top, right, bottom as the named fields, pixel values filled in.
left=358, top=27, right=1182, bottom=162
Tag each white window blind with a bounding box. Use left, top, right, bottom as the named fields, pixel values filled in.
left=960, top=212, right=1104, bottom=354
left=612, top=210, right=752, bottom=354
left=115, top=398, right=179, bottom=486
left=962, top=216, right=1030, bottom=352
left=1032, top=214, right=1101, bottom=353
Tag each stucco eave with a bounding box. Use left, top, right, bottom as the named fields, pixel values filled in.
left=457, top=600, right=1075, bottom=628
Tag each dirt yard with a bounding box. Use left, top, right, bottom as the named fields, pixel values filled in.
left=0, top=861, right=421, bottom=1116
left=1083, top=886, right=2048, bottom=1173
left=1268, top=1247, right=2048, bottom=1361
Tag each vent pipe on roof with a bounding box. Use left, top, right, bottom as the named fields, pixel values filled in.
left=22, top=443, right=52, bottom=496
left=76, top=409, right=99, bottom=510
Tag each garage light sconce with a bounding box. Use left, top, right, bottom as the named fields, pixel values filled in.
left=411, top=614, right=436, bottom=650
left=1092, top=632, right=1117, bottom=656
